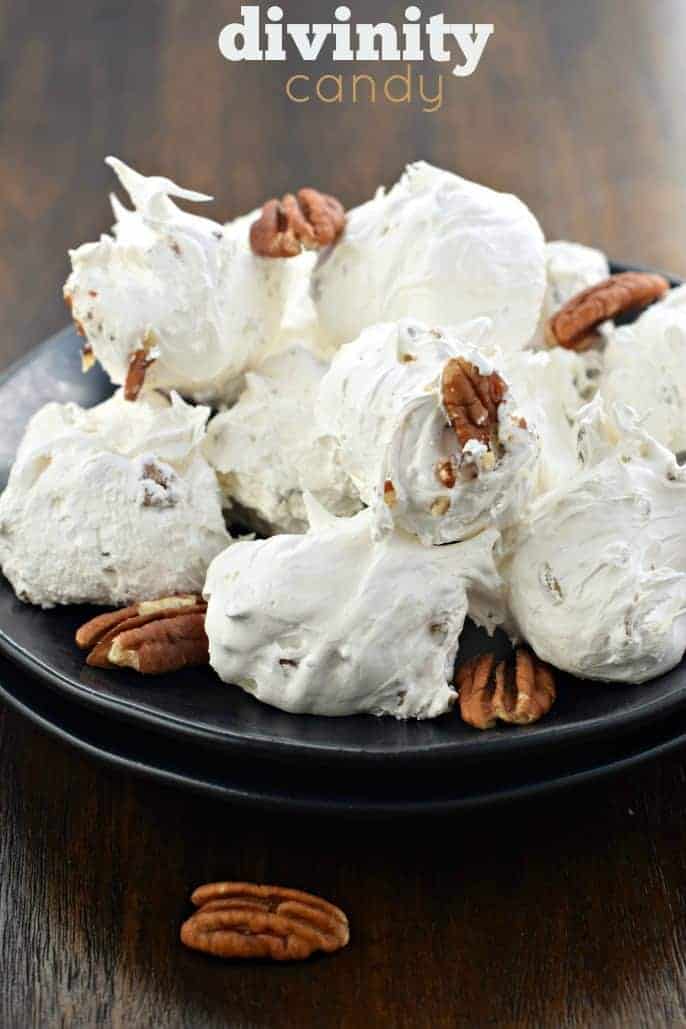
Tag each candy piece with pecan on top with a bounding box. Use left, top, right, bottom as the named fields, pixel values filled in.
left=317, top=320, right=538, bottom=546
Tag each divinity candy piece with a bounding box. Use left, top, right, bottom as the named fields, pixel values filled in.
left=317, top=319, right=539, bottom=546
left=204, top=498, right=506, bottom=719
left=0, top=391, right=230, bottom=608
left=506, top=399, right=686, bottom=684
left=312, top=162, right=546, bottom=353
left=498, top=346, right=598, bottom=496
left=600, top=284, right=686, bottom=454
left=204, top=346, right=361, bottom=534
left=64, top=158, right=294, bottom=403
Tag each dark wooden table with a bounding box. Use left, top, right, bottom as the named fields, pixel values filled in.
left=3, top=1, right=686, bottom=1025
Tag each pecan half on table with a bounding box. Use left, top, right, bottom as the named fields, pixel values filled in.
left=456, top=648, right=556, bottom=731
left=545, top=271, right=670, bottom=351
left=250, top=188, right=346, bottom=258
left=75, top=595, right=209, bottom=676
left=180, top=882, right=350, bottom=961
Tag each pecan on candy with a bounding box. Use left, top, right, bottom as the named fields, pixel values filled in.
left=75, top=595, right=208, bottom=675
left=441, top=357, right=508, bottom=451
left=180, top=882, right=350, bottom=961
left=64, top=290, right=94, bottom=371
left=546, top=271, right=670, bottom=351
left=81, top=343, right=96, bottom=374
left=124, top=348, right=155, bottom=401
left=250, top=188, right=346, bottom=258
left=456, top=648, right=556, bottom=731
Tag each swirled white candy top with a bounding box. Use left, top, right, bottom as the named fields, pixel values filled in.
left=204, top=346, right=361, bottom=535
left=204, top=498, right=505, bottom=719
left=316, top=319, right=539, bottom=546
left=0, top=391, right=230, bottom=608
left=311, top=162, right=546, bottom=353
left=64, top=158, right=294, bottom=403
left=600, top=285, right=686, bottom=454
left=505, top=399, right=686, bottom=683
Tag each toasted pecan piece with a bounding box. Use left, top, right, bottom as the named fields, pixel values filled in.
left=124, top=348, right=155, bottom=401
left=436, top=459, right=457, bottom=489
left=441, top=357, right=507, bottom=451
left=181, top=883, right=350, bottom=961
left=81, top=343, right=96, bottom=373
left=546, top=272, right=670, bottom=351
left=456, top=648, right=556, bottom=731
left=76, top=595, right=208, bottom=676
left=250, top=188, right=346, bottom=258
left=64, top=289, right=89, bottom=342
left=383, top=479, right=398, bottom=508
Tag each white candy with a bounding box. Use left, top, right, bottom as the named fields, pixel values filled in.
left=498, top=347, right=596, bottom=496
left=601, top=285, right=686, bottom=454
left=505, top=399, right=686, bottom=683
left=204, top=346, right=361, bottom=534
left=270, top=250, right=323, bottom=356
left=312, top=162, right=546, bottom=354
left=204, top=498, right=505, bottom=719
left=317, top=319, right=539, bottom=545
left=0, top=391, right=230, bottom=608
left=64, top=158, right=294, bottom=403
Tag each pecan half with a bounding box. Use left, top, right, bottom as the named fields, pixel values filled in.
left=124, top=348, right=155, bottom=401
left=456, top=648, right=556, bottom=731
left=76, top=595, right=208, bottom=675
left=181, top=882, right=350, bottom=961
left=546, top=272, right=670, bottom=351
left=250, top=188, right=346, bottom=258
left=441, top=357, right=507, bottom=451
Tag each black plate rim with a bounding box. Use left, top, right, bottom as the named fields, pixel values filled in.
left=3, top=662, right=686, bottom=817
left=3, top=629, right=686, bottom=766
left=1, top=262, right=686, bottom=771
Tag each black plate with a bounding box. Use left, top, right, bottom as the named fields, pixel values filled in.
left=1, top=263, right=685, bottom=776
left=2, top=651, right=686, bottom=816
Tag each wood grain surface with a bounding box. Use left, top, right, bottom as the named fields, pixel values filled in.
left=3, top=1, right=686, bottom=1026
